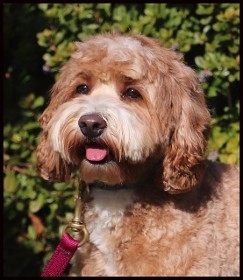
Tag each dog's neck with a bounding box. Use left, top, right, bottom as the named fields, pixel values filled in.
left=88, top=181, right=137, bottom=191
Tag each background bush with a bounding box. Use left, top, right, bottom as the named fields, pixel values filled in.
left=4, top=3, right=239, bottom=276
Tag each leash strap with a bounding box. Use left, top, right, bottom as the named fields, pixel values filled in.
left=41, top=181, right=89, bottom=277
left=41, top=233, right=79, bottom=277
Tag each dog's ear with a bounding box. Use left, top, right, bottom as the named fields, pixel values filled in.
left=160, top=61, right=211, bottom=194
left=36, top=76, right=72, bottom=182
left=36, top=132, right=72, bottom=182
left=125, top=34, right=210, bottom=193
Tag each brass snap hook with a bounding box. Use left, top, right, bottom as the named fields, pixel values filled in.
left=65, top=181, right=90, bottom=247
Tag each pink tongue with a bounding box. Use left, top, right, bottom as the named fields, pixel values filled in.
left=86, top=147, right=108, bottom=161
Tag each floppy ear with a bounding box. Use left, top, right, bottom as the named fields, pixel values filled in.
left=161, top=62, right=211, bottom=194
left=36, top=76, right=73, bottom=182
left=36, top=132, right=72, bottom=182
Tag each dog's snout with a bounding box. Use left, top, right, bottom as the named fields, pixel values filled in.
left=78, top=113, right=107, bottom=138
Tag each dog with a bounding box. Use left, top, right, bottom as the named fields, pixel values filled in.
left=37, top=32, right=239, bottom=276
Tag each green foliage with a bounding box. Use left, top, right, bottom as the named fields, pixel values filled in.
left=4, top=3, right=239, bottom=276
left=4, top=169, right=77, bottom=276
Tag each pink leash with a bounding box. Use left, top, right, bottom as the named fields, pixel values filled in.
left=41, top=181, right=90, bottom=277
left=41, top=233, right=79, bottom=277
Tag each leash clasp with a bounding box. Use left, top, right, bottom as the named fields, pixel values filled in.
left=65, top=181, right=90, bottom=247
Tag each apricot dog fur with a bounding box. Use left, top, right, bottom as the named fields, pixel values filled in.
left=37, top=33, right=239, bottom=276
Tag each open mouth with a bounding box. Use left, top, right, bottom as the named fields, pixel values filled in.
left=85, top=142, right=110, bottom=164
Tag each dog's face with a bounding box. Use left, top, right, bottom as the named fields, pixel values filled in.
left=37, top=33, right=211, bottom=193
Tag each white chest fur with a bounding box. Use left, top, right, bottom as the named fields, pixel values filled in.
left=84, top=187, right=135, bottom=275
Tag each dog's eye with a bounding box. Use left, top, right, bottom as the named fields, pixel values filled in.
left=123, top=88, right=141, bottom=100
left=76, top=84, right=90, bottom=94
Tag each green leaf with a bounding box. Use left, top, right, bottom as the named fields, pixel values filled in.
left=158, top=3, right=168, bottom=19
left=113, top=5, right=126, bottom=21
left=200, top=16, right=212, bottom=25
left=4, top=124, right=12, bottom=136
left=49, top=203, right=58, bottom=215
left=195, top=56, right=206, bottom=68
left=43, top=53, right=52, bottom=64
left=213, top=22, right=228, bottom=32
left=86, top=24, right=99, bottom=31
left=53, top=182, right=68, bottom=191
left=31, top=96, right=44, bottom=109
left=23, top=122, right=40, bottom=130
left=33, top=241, right=45, bottom=253
left=225, top=135, right=239, bottom=152
left=207, top=87, right=218, bottom=97
left=38, top=3, right=49, bottom=11
left=29, top=193, right=45, bottom=213
left=16, top=202, right=25, bottom=211
left=28, top=225, right=37, bottom=240
left=196, top=4, right=215, bottom=15
left=228, top=75, right=235, bottom=82
left=4, top=141, right=9, bottom=149
left=4, top=173, right=18, bottom=193
left=11, top=134, right=21, bottom=143
left=97, top=3, right=111, bottom=16
left=10, top=143, right=21, bottom=150
left=20, top=150, right=30, bottom=159
left=228, top=45, right=239, bottom=54
left=214, top=133, right=228, bottom=148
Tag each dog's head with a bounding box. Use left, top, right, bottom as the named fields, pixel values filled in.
left=37, top=33, right=211, bottom=193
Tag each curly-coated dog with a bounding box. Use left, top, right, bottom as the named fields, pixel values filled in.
left=37, top=33, right=239, bottom=276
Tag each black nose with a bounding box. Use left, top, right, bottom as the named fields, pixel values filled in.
left=78, top=114, right=107, bottom=138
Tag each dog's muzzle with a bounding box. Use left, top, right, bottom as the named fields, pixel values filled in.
left=78, top=113, right=109, bottom=163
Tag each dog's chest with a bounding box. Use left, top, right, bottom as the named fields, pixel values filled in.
left=84, top=188, right=135, bottom=275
